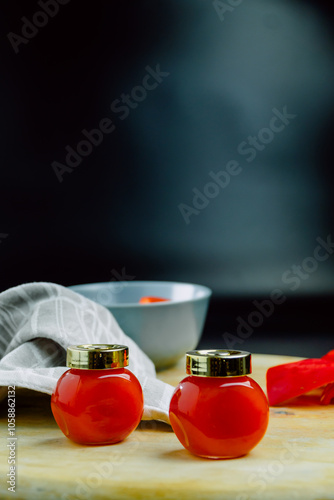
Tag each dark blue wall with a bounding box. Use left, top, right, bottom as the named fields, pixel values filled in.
left=1, top=0, right=334, bottom=300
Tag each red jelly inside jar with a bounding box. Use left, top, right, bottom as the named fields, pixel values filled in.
left=51, top=344, right=143, bottom=445
left=169, top=349, right=269, bottom=459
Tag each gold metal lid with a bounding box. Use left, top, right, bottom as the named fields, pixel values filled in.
left=186, top=349, right=251, bottom=377
left=66, top=344, right=129, bottom=369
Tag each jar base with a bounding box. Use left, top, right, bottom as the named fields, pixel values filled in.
left=74, top=438, right=124, bottom=446
left=190, top=451, right=248, bottom=460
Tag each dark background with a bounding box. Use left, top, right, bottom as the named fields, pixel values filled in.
left=1, top=0, right=334, bottom=356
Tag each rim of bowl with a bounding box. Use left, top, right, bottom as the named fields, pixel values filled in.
left=69, top=280, right=212, bottom=307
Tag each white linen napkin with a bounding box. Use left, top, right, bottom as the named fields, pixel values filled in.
left=0, top=282, right=175, bottom=423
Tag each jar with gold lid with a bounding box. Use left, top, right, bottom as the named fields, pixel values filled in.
left=169, top=349, right=269, bottom=459
left=51, top=344, right=143, bottom=445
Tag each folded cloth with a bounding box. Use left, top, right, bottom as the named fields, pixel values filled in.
left=0, top=282, right=175, bottom=423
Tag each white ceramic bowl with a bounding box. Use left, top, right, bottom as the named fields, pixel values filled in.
left=69, top=281, right=212, bottom=369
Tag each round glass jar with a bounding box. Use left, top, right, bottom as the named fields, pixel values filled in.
left=51, top=344, right=143, bottom=445
left=169, top=349, right=269, bottom=459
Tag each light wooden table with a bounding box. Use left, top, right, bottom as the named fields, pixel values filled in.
left=1, top=354, right=334, bottom=500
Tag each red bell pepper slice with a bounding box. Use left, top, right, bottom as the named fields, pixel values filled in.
left=320, top=382, right=334, bottom=405
left=266, top=351, right=334, bottom=406
left=322, top=350, right=334, bottom=363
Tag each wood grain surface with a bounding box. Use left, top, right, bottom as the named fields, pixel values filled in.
left=0, top=354, right=334, bottom=500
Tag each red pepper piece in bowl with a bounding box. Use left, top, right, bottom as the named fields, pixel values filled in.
left=266, top=351, right=334, bottom=406
left=139, top=296, right=170, bottom=304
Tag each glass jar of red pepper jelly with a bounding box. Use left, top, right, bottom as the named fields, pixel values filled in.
left=169, top=349, right=269, bottom=459
left=51, top=344, right=143, bottom=445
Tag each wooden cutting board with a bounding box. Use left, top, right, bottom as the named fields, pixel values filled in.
left=1, top=354, right=334, bottom=500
